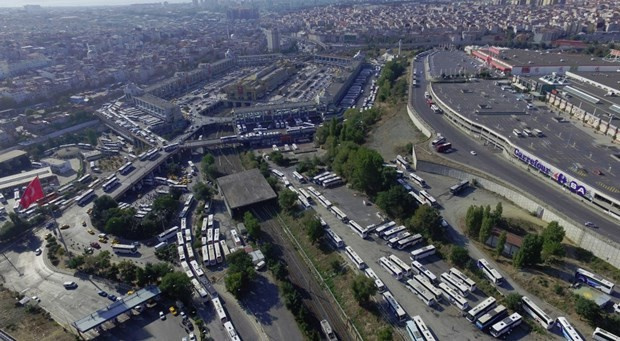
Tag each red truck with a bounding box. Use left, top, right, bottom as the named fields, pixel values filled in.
left=426, top=98, right=434, bottom=106
left=435, top=142, right=452, bottom=153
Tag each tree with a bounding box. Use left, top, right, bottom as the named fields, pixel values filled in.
left=225, top=272, right=245, bottom=297
left=450, top=246, right=470, bottom=268
left=278, top=189, right=298, bottom=213
left=192, top=182, right=211, bottom=201
left=478, top=214, right=494, bottom=244
left=541, top=221, right=566, bottom=261
left=465, top=205, right=484, bottom=239
left=377, top=327, right=393, bottom=341
left=495, top=231, right=507, bottom=257
left=376, top=185, right=417, bottom=219
left=225, top=250, right=256, bottom=298
left=513, top=234, right=542, bottom=268
left=575, top=296, right=601, bottom=326
left=305, top=217, right=324, bottom=244
left=270, top=151, right=288, bottom=166
left=493, top=202, right=503, bottom=220
left=160, top=271, right=192, bottom=303
left=243, top=212, right=261, bottom=239
left=91, top=195, right=118, bottom=228
left=504, top=293, right=522, bottom=312
left=351, top=274, right=377, bottom=305
left=408, top=205, right=442, bottom=240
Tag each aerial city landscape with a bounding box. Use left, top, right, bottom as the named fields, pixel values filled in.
left=0, top=0, right=619, bottom=340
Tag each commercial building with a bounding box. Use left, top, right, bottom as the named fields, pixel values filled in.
left=0, top=167, right=57, bottom=194
left=224, top=62, right=295, bottom=102
left=216, top=168, right=277, bottom=216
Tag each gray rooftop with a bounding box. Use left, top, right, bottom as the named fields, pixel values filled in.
left=72, top=286, right=161, bottom=333
left=432, top=80, right=619, bottom=200
left=497, top=48, right=613, bottom=67
left=0, top=149, right=27, bottom=164
left=429, top=50, right=485, bottom=78
left=568, top=71, right=620, bottom=92
left=217, top=168, right=277, bottom=210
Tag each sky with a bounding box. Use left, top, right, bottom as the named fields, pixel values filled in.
left=0, top=0, right=189, bottom=7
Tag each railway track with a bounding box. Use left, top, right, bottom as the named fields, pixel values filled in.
left=253, top=205, right=354, bottom=341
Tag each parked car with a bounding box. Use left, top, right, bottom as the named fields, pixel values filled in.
left=159, top=311, right=165, bottom=320
left=98, top=290, right=108, bottom=297
left=108, top=295, right=117, bottom=302
left=60, top=224, right=70, bottom=230
left=34, top=248, right=42, bottom=256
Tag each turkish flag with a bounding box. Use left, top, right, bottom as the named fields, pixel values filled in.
left=19, top=176, right=45, bottom=210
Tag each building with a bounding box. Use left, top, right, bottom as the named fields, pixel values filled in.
left=41, top=158, right=73, bottom=175
left=264, top=29, right=281, bottom=53
left=0, top=167, right=57, bottom=194
left=123, top=83, right=182, bottom=125
left=216, top=168, right=277, bottom=216
left=0, top=150, right=31, bottom=175
left=224, top=62, right=295, bottom=102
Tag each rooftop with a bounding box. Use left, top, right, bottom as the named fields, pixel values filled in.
left=568, top=71, right=620, bottom=92
left=0, top=167, right=55, bottom=191
left=494, top=48, right=614, bottom=67
left=0, top=149, right=27, bottom=164
left=216, top=168, right=277, bottom=210
left=72, top=286, right=161, bottom=333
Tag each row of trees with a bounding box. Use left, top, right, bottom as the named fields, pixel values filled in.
left=513, top=221, right=565, bottom=268
left=465, top=202, right=503, bottom=244
left=376, top=58, right=408, bottom=103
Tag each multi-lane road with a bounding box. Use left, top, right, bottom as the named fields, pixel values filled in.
left=411, top=59, right=620, bottom=243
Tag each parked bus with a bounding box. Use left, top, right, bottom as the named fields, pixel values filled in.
left=438, top=282, right=469, bottom=311
left=490, top=313, right=522, bottom=338
left=410, top=245, right=436, bottom=261
left=412, top=274, right=442, bottom=301
left=381, top=225, right=406, bottom=240
left=213, top=228, right=220, bottom=243
left=409, top=173, right=427, bottom=188
left=374, top=221, right=396, bottom=236
left=449, top=267, right=477, bottom=292
left=158, top=226, right=180, bottom=243
left=406, top=279, right=436, bottom=306
left=207, top=244, right=216, bottom=266
left=87, top=178, right=101, bottom=189
left=419, top=190, right=437, bottom=207
left=440, top=272, right=470, bottom=297
left=323, top=177, right=343, bottom=188
left=292, top=171, right=306, bottom=183
left=521, top=296, right=555, bottom=330
left=78, top=174, right=92, bottom=184
left=102, top=178, right=119, bottom=192
left=178, top=206, right=190, bottom=219
left=379, top=256, right=404, bottom=280
left=556, top=317, right=583, bottom=341
left=593, top=327, right=620, bottom=341
left=405, top=320, right=425, bottom=341
left=411, top=260, right=437, bottom=284
left=320, top=320, right=337, bottom=341
left=184, top=194, right=194, bottom=207
left=270, top=169, right=284, bottom=178
left=231, top=229, right=242, bottom=246
left=298, top=188, right=311, bottom=201
left=325, top=228, right=344, bottom=248
left=219, top=240, right=231, bottom=258
left=176, top=231, right=185, bottom=245
left=349, top=220, right=369, bottom=239
left=575, top=268, right=614, bottom=294
left=202, top=245, right=209, bottom=265
left=449, top=180, right=469, bottom=195
left=389, top=254, right=412, bottom=277
left=364, top=267, right=386, bottom=292
left=478, top=259, right=504, bottom=285
left=382, top=291, right=407, bottom=322
left=330, top=206, right=348, bottom=222
left=212, top=297, right=227, bottom=323
left=476, top=305, right=507, bottom=330
left=178, top=245, right=186, bottom=262
left=118, top=162, right=133, bottom=175
left=214, top=242, right=222, bottom=263
left=112, top=244, right=138, bottom=255
left=184, top=228, right=192, bottom=243
left=466, top=296, right=497, bottom=322
left=186, top=243, right=195, bottom=260
left=76, top=189, right=96, bottom=206
left=413, top=315, right=436, bottom=341
left=206, top=228, right=214, bottom=244
left=395, top=233, right=423, bottom=250
left=345, top=246, right=366, bottom=270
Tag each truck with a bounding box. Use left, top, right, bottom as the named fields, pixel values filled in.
left=435, top=142, right=452, bottom=153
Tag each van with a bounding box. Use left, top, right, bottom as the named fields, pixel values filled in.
left=254, top=261, right=266, bottom=271
left=63, top=281, right=77, bottom=289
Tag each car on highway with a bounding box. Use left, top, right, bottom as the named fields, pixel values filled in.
left=159, top=311, right=165, bottom=320
left=470, top=150, right=477, bottom=156
left=98, top=290, right=108, bottom=297
left=35, top=248, right=42, bottom=256
left=585, top=221, right=597, bottom=228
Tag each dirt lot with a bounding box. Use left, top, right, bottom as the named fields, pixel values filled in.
left=0, top=285, right=74, bottom=341
left=365, top=103, right=425, bottom=161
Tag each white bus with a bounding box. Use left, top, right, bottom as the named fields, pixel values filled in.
left=212, top=297, right=228, bottom=323
left=419, top=190, right=437, bottom=207
left=396, top=233, right=423, bottom=250
left=575, top=268, right=614, bottom=294
left=381, top=225, right=406, bottom=240
left=102, top=178, right=119, bottom=192
left=331, top=206, right=349, bottom=222
left=176, top=231, right=185, bottom=245
left=292, top=171, right=306, bottom=183
left=214, top=242, right=222, bottom=263
left=201, top=217, right=208, bottom=235
left=521, top=296, right=555, bottom=330
left=440, top=272, right=470, bottom=297
left=320, top=320, right=337, bottom=341
left=207, top=244, right=216, bottom=265
left=379, top=256, right=404, bottom=280
left=449, top=267, right=477, bottom=292
left=374, top=221, right=396, bottom=236
left=190, top=260, right=204, bottom=277
left=180, top=217, right=187, bottom=231
left=593, top=327, right=620, bottom=341
left=270, top=169, right=284, bottom=178
left=298, top=188, right=311, bottom=200
left=364, top=267, right=386, bottom=292
left=307, top=186, right=321, bottom=197
left=389, top=254, right=412, bottom=277
left=476, top=305, right=507, bottom=330
left=184, top=194, right=194, bottom=207
left=184, top=228, right=192, bottom=243
left=345, top=246, right=366, bottom=270
left=112, top=244, right=137, bottom=255
left=438, top=282, right=469, bottom=311
left=490, top=313, right=522, bottom=338
left=387, top=231, right=411, bottom=247
left=207, top=228, right=214, bottom=244
left=178, top=245, right=186, bottom=262
left=325, top=228, right=344, bottom=248
left=406, top=279, right=436, bottom=306
left=76, top=189, right=96, bottom=206
left=202, top=245, right=209, bottom=265
left=412, top=274, right=442, bottom=301
left=220, top=240, right=231, bottom=257
left=413, top=315, right=436, bottom=341
left=348, top=220, right=368, bottom=239
left=556, top=317, right=583, bottom=341
left=406, top=320, right=425, bottom=341
left=158, top=226, right=180, bottom=242
left=382, top=291, right=407, bottom=322
left=312, top=171, right=331, bottom=183
left=477, top=259, right=504, bottom=285
left=466, top=296, right=497, bottom=322
left=186, top=243, right=195, bottom=260
left=224, top=321, right=241, bottom=341
left=411, top=260, right=437, bottom=284
left=410, top=245, right=436, bottom=261
left=409, top=172, right=427, bottom=188
left=231, top=229, right=242, bottom=246
left=78, top=174, right=92, bottom=184
left=213, top=228, right=220, bottom=244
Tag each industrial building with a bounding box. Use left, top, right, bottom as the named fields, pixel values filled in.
left=0, top=149, right=31, bottom=175
left=216, top=169, right=277, bottom=216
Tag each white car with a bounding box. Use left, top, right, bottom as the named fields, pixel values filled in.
left=614, top=302, right=620, bottom=314
left=159, top=311, right=165, bottom=320
left=188, top=332, right=196, bottom=341
left=584, top=221, right=596, bottom=228
left=470, top=150, right=477, bottom=156
left=35, top=248, right=42, bottom=256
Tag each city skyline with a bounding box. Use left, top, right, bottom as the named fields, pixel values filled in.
left=0, top=0, right=189, bottom=7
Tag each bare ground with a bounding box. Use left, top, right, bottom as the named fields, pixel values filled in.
left=365, top=102, right=425, bottom=161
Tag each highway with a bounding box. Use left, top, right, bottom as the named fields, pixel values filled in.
left=411, top=59, right=620, bottom=242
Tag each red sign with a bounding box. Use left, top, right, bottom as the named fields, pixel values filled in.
left=19, top=176, right=45, bottom=209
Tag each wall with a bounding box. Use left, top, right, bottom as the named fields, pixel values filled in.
left=416, top=160, right=620, bottom=269
left=406, top=104, right=432, bottom=138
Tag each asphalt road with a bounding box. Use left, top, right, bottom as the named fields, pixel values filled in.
left=412, top=59, right=620, bottom=242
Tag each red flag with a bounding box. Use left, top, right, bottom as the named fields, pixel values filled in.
left=19, top=176, right=44, bottom=209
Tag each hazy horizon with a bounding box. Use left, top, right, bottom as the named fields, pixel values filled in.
left=0, top=0, right=189, bottom=7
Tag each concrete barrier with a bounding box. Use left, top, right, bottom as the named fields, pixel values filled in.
left=417, top=160, right=620, bottom=269
left=407, top=104, right=433, bottom=138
